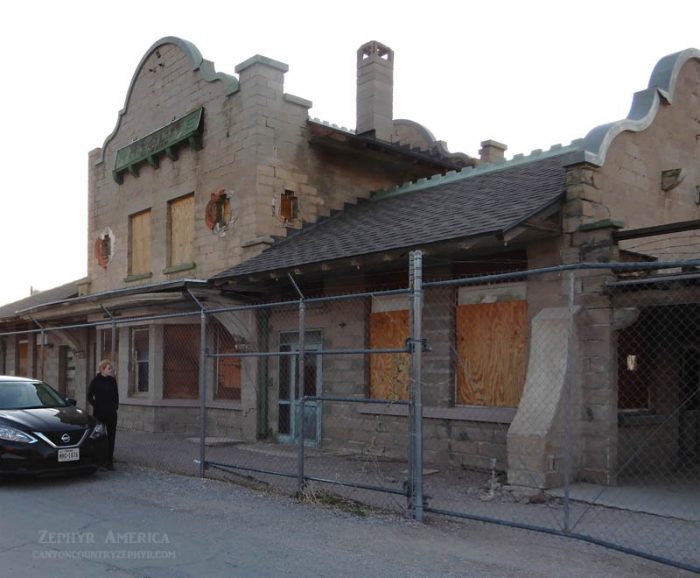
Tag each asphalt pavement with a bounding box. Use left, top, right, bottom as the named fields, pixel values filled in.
left=0, top=464, right=695, bottom=578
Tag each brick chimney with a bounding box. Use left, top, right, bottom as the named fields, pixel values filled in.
left=356, top=41, right=394, bottom=141
left=479, top=139, right=507, bottom=164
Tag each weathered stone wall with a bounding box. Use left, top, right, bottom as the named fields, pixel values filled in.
left=118, top=404, right=242, bottom=438
left=87, top=39, right=425, bottom=296
left=556, top=55, right=700, bottom=486
left=597, top=58, right=700, bottom=251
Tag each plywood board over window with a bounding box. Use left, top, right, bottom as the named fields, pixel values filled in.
left=129, top=209, right=151, bottom=275
left=456, top=300, right=527, bottom=407
left=369, top=309, right=409, bottom=400
left=169, top=194, right=194, bottom=267
left=17, top=339, right=28, bottom=377
left=163, top=325, right=199, bottom=399
left=214, top=322, right=241, bottom=400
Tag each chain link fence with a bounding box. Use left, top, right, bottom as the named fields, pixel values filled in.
left=1, top=254, right=699, bottom=572
left=419, top=259, right=700, bottom=573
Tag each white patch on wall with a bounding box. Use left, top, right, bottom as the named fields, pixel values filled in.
left=371, top=295, right=410, bottom=312
left=95, top=227, right=116, bottom=268
left=458, top=282, right=526, bottom=305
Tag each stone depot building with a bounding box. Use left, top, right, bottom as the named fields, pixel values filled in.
left=1, top=37, right=699, bottom=490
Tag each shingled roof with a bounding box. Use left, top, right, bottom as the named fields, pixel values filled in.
left=212, top=150, right=572, bottom=281
left=0, top=278, right=86, bottom=321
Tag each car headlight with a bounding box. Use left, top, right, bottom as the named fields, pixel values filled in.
left=0, top=425, right=38, bottom=444
left=90, top=422, right=106, bottom=439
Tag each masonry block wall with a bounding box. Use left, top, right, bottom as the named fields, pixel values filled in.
left=552, top=55, right=700, bottom=485
left=597, top=57, right=700, bottom=250
left=87, top=38, right=432, bottom=298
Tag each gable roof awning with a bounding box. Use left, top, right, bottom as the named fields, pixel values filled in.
left=212, top=154, right=567, bottom=284
left=0, top=278, right=87, bottom=322
left=0, top=279, right=211, bottom=323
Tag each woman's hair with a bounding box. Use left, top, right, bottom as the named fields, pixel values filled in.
left=97, top=359, right=113, bottom=372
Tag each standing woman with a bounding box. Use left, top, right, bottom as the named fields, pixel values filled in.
left=87, top=359, right=119, bottom=471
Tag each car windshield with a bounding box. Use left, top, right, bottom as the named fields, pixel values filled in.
left=0, top=381, right=68, bottom=410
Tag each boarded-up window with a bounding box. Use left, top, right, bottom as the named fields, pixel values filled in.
left=369, top=310, right=409, bottom=400
left=129, top=210, right=151, bottom=275
left=17, top=339, right=28, bottom=376
left=163, top=325, right=199, bottom=399
left=456, top=300, right=527, bottom=407
left=169, top=194, right=194, bottom=267
left=131, top=328, right=149, bottom=393
left=214, top=322, right=241, bottom=400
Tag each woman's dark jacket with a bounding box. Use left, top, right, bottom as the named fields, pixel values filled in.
left=87, top=374, right=119, bottom=420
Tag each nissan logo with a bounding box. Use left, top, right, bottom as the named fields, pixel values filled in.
left=61, top=433, right=71, bottom=443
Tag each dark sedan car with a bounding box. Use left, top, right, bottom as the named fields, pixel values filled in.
left=0, top=376, right=108, bottom=477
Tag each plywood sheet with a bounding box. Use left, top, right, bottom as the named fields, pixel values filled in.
left=456, top=300, right=527, bottom=407
left=170, top=194, right=194, bottom=266
left=369, top=310, right=409, bottom=401
left=130, top=210, right=151, bottom=274
left=163, top=325, right=199, bottom=399
left=215, top=323, right=241, bottom=400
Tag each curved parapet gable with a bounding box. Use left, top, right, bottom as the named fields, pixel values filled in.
left=565, top=48, right=700, bottom=167
left=96, top=36, right=240, bottom=165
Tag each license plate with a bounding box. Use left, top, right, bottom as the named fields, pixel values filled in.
left=58, top=448, right=80, bottom=462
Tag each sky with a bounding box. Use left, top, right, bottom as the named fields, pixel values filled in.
left=1, top=0, right=699, bottom=306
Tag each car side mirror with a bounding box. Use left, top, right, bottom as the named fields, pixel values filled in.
left=66, top=398, right=77, bottom=406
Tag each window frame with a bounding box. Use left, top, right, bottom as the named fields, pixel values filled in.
left=128, top=209, right=152, bottom=277
left=130, top=327, right=150, bottom=394
left=167, top=193, right=195, bottom=269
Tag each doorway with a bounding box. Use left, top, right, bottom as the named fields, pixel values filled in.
left=277, top=331, right=323, bottom=446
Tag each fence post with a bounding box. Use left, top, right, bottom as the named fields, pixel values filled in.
left=198, top=309, right=207, bottom=478
left=111, top=318, right=117, bottom=368
left=39, top=328, right=46, bottom=381
left=287, top=273, right=307, bottom=495
left=184, top=289, right=208, bottom=478
left=297, top=298, right=306, bottom=494
left=31, top=319, right=46, bottom=381
left=563, top=271, right=575, bottom=533
left=100, top=305, right=117, bottom=370
left=409, top=250, right=424, bottom=521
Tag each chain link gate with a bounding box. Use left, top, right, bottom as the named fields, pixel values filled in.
left=199, top=273, right=420, bottom=516
left=418, top=259, right=700, bottom=574
left=1, top=254, right=698, bottom=572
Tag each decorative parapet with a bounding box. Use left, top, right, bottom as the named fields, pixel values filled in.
left=563, top=48, right=700, bottom=167
left=97, top=36, right=239, bottom=166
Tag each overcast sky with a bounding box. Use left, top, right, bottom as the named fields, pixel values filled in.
left=1, top=0, right=699, bottom=306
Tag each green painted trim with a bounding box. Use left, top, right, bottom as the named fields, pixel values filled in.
left=124, top=272, right=153, bottom=283
left=113, top=108, right=203, bottom=184
left=578, top=219, right=625, bottom=232
left=163, top=262, right=196, bottom=274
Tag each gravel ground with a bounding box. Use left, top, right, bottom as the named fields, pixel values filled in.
left=1, top=464, right=697, bottom=578
left=112, top=429, right=700, bottom=573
